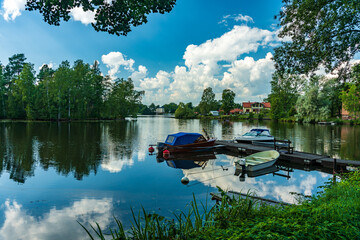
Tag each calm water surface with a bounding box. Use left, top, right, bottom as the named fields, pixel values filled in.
left=0, top=116, right=359, bottom=239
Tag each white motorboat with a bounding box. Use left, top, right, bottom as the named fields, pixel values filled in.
left=234, top=128, right=274, bottom=143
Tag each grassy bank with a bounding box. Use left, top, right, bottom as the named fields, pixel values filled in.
left=82, top=170, right=360, bottom=239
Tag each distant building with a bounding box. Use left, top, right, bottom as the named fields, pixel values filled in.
left=209, top=111, right=219, bottom=116
left=242, top=102, right=271, bottom=113
left=230, top=108, right=243, bottom=114
left=341, top=104, right=359, bottom=120
left=156, top=107, right=165, bottom=114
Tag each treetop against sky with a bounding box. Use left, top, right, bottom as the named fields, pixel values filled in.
left=0, top=0, right=359, bottom=105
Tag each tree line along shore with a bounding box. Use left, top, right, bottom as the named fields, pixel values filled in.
left=1, top=54, right=359, bottom=124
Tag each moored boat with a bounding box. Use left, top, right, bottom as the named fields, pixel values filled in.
left=234, top=128, right=274, bottom=143
left=157, top=132, right=216, bottom=153
left=235, top=150, right=280, bottom=172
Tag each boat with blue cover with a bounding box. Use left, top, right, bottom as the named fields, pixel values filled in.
left=157, top=132, right=216, bottom=153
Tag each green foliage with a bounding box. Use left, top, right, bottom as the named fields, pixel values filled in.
left=296, top=76, right=334, bottom=122
left=138, top=104, right=154, bottom=115
left=341, top=84, right=360, bottom=120
left=199, top=87, right=217, bottom=114
left=104, top=79, right=144, bottom=119
left=0, top=64, right=7, bottom=118
left=258, top=113, right=264, bottom=121
left=0, top=54, right=144, bottom=120
left=163, top=102, right=178, bottom=113
left=274, top=0, right=360, bottom=77
left=221, top=89, right=235, bottom=114
left=269, top=72, right=301, bottom=119
left=248, top=112, right=254, bottom=120
left=174, top=102, right=195, bottom=119
left=148, top=103, right=156, bottom=113
left=26, top=0, right=176, bottom=36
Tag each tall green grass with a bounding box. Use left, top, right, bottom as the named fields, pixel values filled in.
left=80, top=170, right=360, bottom=239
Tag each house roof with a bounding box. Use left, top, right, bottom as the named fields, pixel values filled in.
left=230, top=108, right=243, bottom=113
left=242, top=102, right=271, bottom=108
left=263, top=102, right=271, bottom=108
left=243, top=102, right=252, bottom=108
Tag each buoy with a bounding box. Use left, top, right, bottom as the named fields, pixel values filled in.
left=148, top=146, right=154, bottom=153
left=163, top=149, right=170, bottom=159
left=181, top=176, right=189, bottom=185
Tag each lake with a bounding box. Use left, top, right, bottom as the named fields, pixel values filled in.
left=0, top=116, right=359, bottom=239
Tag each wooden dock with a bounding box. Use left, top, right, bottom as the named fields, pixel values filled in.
left=216, top=140, right=360, bottom=170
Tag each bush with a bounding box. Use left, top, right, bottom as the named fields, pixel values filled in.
left=258, top=113, right=264, bottom=120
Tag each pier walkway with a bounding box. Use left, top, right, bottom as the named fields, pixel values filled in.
left=216, top=140, right=360, bottom=170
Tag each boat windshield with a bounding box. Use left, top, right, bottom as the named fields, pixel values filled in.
left=243, top=129, right=270, bottom=136
left=259, top=131, right=271, bottom=136
left=243, top=131, right=260, bottom=136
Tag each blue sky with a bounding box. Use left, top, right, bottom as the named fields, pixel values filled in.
left=0, top=0, right=284, bottom=105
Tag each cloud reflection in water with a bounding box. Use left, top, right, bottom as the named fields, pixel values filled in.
left=0, top=198, right=112, bottom=240
left=183, top=155, right=328, bottom=204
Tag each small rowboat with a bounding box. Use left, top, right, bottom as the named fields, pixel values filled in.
left=235, top=150, right=280, bottom=171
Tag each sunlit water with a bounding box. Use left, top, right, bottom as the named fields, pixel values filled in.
left=0, top=116, right=359, bottom=239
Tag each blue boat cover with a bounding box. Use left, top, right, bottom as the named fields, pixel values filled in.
left=165, top=132, right=203, bottom=146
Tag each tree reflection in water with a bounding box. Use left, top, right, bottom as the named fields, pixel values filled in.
left=0, top=121, right=138, bottom=183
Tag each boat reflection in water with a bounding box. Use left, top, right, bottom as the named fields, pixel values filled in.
left=157, top=151, right=282, bottom=184
left=157, top=151, right=217, bottom=170
left=235, top=165, right=279, bottom=182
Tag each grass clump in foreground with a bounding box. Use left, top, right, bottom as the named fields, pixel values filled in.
left=80, top=171, right=360, bottom=239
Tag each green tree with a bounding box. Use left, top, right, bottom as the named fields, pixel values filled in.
left=35, top=64, right=55, bottom=119
left=268, top=72, right=302, bottom=119
left=274, top=0, right=360, bottom=78
left=4, top=54, right=27, bottom=82
left=351, top=63, right=360, bottom=86
left=104, top=78, right=144, bottom=119
left=340, top=84, right=360, bottom=120
left=321, top=78, right=343, bottom=117
left=3, top=54, right=28, bottom=118
left=26, top=0, right=176, bottom=36
left=138, top=104, right=153, bottom=115
left=221, top=89, right=235, bottom=114
left=174, top=102, right=195, bottom=119
left=199, top=87, right=216, bottom=115
left=296, top=76, right=332, bottom=122
left=52, top=61, right=73, bottom=120
left=0, top=64, right=6, bottom=118
left=149, top=103, right=156, bottom=113
left=88, top=61, right=106, bottom=119
left=12, top=64, right=36, bottom=119
left=163, top=102, right=178, bottom=113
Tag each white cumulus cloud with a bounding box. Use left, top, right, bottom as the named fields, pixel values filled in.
left=70, top=7, right=96, bottom=25
left=106, top=21, right=279, bottom=104
left=183, top=25, right=275, bottom=68
left=234, top=14, right=254, bottom=23
left=129, top=65, right=148, bottom=86
left=219, top=14, right=254, bottom=26
left=102, top=52, right=135, bottom=79
left=1, top=0, right=26, bottom=21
